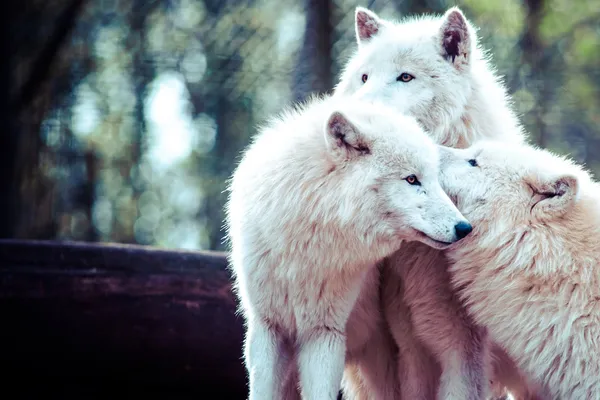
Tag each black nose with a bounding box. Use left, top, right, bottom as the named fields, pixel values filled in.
left=454, top=221, right=473, bottom=240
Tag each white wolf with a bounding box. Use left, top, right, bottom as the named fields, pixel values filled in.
left=334, top=6, right=536, bottom=400
left=439, top=140, right=600, bottom=399
left=225, top=94, right=473, bottom=400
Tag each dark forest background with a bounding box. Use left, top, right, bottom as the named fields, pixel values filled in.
left=1, top=0, right=598, bottom=251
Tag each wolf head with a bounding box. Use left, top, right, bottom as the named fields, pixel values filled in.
left=437, top=141, right=585, bottom=246
left=323, top=101, right=472, bottom=251
left=335, top=7, right=487, bottom=146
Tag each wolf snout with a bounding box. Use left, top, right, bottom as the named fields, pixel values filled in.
left=454, top=220, right=473, bottom=240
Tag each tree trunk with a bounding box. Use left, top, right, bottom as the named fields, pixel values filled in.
left=521, top=0, right=549, bottom=147
left=293, top=0, right=334, bottom=102
left=0, top=2, right=17, bottom=238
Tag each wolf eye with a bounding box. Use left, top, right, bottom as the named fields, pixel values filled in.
left=405, top=175, right=421, bottom=186
left=468, top=159, right=478, bottom=167
left=361, top=74, right=368, bottom=83
left=397, top=73, right=414, bottom=82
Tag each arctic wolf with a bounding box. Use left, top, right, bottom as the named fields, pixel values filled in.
left=334, top=6, right=532, bottom=400
left=225, top=94, right=473, bottom=400
left=439, top=140, right=600, bottom=399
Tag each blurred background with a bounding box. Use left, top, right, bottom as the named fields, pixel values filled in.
left=1, top=0, right=598, bottom=251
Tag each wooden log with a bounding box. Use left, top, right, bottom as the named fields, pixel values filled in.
left=0, top=239, right=246, bottom=399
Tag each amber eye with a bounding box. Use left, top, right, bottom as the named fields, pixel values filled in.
left=405, top=174, right=420, bottom=186
left=397, top=72, right=415, bottom=82
left=361, top=74, right=368, bottom=83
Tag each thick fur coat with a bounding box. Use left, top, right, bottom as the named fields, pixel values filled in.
left=440, top=140, right=600, bottom=399
left=225, top=95, right=470, bottom=400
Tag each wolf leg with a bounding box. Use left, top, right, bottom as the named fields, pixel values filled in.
left=245, top=316, right=287, bottom=400
left=298, top=329, right=346, bottom=400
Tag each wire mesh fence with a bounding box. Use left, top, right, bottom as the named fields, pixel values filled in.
left=7, top=0, right=600, bottom=250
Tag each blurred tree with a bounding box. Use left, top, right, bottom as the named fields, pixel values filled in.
left=3, top=0, right=87, bottom=240
left=521, top=0, right=549, bottom=147
left=293, top=0, right=334, bottom=101
left=0, top=2, right=17, bottom=238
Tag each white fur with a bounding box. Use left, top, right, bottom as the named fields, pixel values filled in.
left=439, top=140, right=600, bottom=399
left=334, top=6, right=534, bottom=400
left=335, top=7, right=524, bottom=148
left=225, top=94, right=470, bottom=400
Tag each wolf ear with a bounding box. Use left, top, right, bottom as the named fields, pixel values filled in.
left=355, top=7, right=382, bottom=46
left=528, top=174, right=579, bottom=219
left=325, top=111, right=370, bottom=160
left=439, top=7, right=471, bottom=69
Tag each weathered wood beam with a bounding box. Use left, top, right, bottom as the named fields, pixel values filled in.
left=0, top=239, right=246, bottom=399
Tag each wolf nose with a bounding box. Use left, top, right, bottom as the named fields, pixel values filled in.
left=454, top=221, right=473, bottom=240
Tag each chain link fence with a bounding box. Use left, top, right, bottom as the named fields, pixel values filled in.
left=10, top=0, right=600, bottom=250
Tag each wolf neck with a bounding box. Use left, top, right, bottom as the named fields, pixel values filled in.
left=432, top=53, right=525, bottom=149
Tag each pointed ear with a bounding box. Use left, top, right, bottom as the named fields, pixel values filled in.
left=355, top=7, right=382, bottom=46
left=528, top=174, right=579, bottom=219
left=439, top=7, right=471, bottom=68
left=325, top=111, right=370, bottom=159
